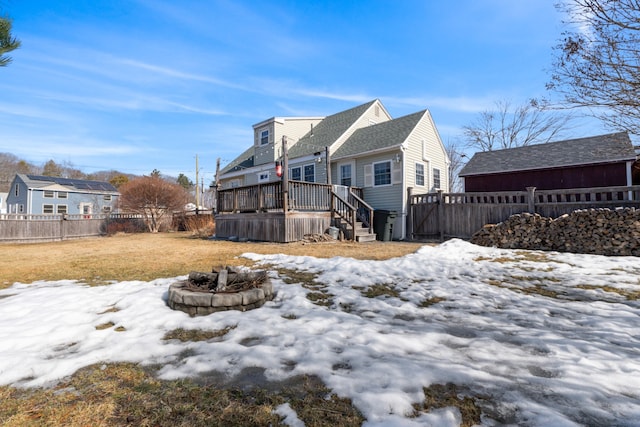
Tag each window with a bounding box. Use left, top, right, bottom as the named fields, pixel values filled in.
left=304, top=164, right=315, bottom=182
left=103, top=194, right=111, bottom=201
left=18, top=204, right=24, bottom=213
left=43, top=204, right=54, bottom=214
left=102, top=206, right=112, bottom=213
left=260, top=129, right=269, bottom=146
left=290, top=166, right=301, bottom=181
left=433, top=168, right=441, bottom=189
left=44, top=190, right=54, bottom=198
left=340, top=164, right=352, bottom=186
left=415, top=163, right=425, bottom=186
left=58, top=191, right=68, bottom=199
left=258, top=171, right=270, bottom=182
left=14, top=184, right=19, bottom=197
left=374, top=161, right=391, bottom=186
left=57, top=205, right=68, bottom=214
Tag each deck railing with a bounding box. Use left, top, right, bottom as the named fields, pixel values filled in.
left=217, top=181, right=334, bottom=213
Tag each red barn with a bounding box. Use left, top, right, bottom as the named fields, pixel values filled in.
left=459, top=133, right=638, bottom=192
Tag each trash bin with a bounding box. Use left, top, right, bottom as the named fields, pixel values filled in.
left=327, top=226, right=340, bottom=239
left=373, top=209, right=397, bottom=241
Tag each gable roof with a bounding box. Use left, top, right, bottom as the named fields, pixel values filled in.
left=287, top=100, right=378, bottom=158
left=16, top=174, right=118, bottom=193
left=459, top=132, right=637, bottom=177
left=332, top=110, right=427, bottom=159
left=219, top=146, right=255, bottom=175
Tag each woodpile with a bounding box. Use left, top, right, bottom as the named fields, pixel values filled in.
left=470, top=208, right=640, bottom=256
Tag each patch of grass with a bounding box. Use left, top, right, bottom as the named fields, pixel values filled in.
left=281, top=313, right=297, bottom=320
left=419, top=296, right=446, bottom=307
left=95, top=322, right=115, bottom=330
left=576, top=284, right=640, bottom=300
left=358, top=283, right=399, bottom=299
left=114, top=326, right=126, bottom=332
left=98, top=306, right=120, bottom=314
left=413, top=383, right=482, bottom=427
left=305, top=291, right=333, bottom=307
left=162, top=326, right=237, bottom=342
left=485, top=278, right=565, bottom=299
left=0, top=232, right=423, bottom=289
left=0, top=363, right=365, bottom=427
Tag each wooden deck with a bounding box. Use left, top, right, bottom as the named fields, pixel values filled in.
left=215, top=181, right=375, bottom=243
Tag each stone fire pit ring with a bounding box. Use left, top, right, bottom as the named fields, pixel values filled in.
left=167, top=268, right=275, bottom=316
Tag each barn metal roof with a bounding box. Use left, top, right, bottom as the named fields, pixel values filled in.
left=459, top=132, right=637, bottom=177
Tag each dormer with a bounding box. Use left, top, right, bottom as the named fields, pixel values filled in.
left=252, top=116, right=324, bottom=166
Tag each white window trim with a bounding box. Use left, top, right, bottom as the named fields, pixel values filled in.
left=303, top=163, right=315, bottom=183
left=290, top=166, right=302, bottom=181
left=103, top=194, right=111, bottom=201
left=372, top=160, right=392, bottom=187
left=260, top=128, right=269, bottom=146
left=58, top=191, right=68, bottom=199
left=415, top=162, right=425, bottom=187
left=433, top=167, right=442, bottom=190
left=258, top=171, right=270, bottom=183
left=43, top=204, right=54, bottom=214
left=43, top=190, right=54, bottom=198
left=57, top=205, right=68, bottom=214
left=338, top=161, right=355, bottom=187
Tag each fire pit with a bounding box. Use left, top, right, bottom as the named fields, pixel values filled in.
left=167, top=266, right=275, bottom=316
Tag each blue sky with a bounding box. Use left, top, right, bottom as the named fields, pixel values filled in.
left=1, top=1, right=605, bottom=183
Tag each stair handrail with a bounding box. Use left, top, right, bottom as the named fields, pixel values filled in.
left=348, top=190, right=374, bottom=234
left=331, top=192, right=357, bottom=241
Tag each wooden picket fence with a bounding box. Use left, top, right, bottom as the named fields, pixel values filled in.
left=408, top=185, right=640, bottom=240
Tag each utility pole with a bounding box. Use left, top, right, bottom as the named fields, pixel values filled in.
left=195, top=154, right=199, bottom=210
left=282, top=136, right=289, bottom=212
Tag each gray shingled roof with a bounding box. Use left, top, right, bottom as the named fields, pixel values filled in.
left=287, top=100, right=377, bottom=158
left=332, top=110, right=427, bottom=158
left=20, top=174, right=118, bottom=192
left=459, top=132, right=636, bottom=177
left=219, top=146, right=255, bottom=174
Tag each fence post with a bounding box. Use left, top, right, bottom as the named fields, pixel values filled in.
left=526, top=187, right=536, bottom=213
left=437, top=190, right=445, bottom=241
left=407, top=187, right=414, bottom=240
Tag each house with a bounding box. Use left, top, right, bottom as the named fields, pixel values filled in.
left=217, top=99, right=450, bottom=240
left=459, top=132, right=638, bottom=192
left=6, top=174, right=119, bottom=216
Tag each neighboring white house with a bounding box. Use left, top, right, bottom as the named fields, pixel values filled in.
left=218, top=99, right=450, bottom=240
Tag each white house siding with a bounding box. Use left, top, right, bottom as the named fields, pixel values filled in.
left=403, top=112, right=449, bottom=194
left=355, top=151, right=404, bottom=239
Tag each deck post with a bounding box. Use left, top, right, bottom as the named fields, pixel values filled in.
left=282, top=136, right=289, bottom=213
left=437, top=190, right=444, bottom=241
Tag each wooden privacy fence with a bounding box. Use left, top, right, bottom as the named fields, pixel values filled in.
left=408, top=185, right=640, bottom=241
left=0, top=213, right=144, bottom=243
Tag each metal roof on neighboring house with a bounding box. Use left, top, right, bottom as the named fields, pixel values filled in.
left=17, top=174, right=119, bottom=192
left=332, top=110, right=427, bottom=159
left=459, top=132, right=637, bottom=177
left=287, top=100, right=378, bottom=158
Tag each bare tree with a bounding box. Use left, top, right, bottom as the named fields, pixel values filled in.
left=463, top=99, right=572, bottom=152
left=118, top=176, right=188, bottom=232
left=445, top=140, right=466, bottom=192
left=548, top=0, right=640, bottom=133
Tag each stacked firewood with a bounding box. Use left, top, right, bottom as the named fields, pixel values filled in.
left=470, top=208, right=640, bottom=256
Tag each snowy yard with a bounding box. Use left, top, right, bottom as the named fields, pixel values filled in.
left=1, top=239, right=639, bottom=426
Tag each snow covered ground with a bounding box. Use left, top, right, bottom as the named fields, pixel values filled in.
left=1, top=239, right=640, bottom=426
